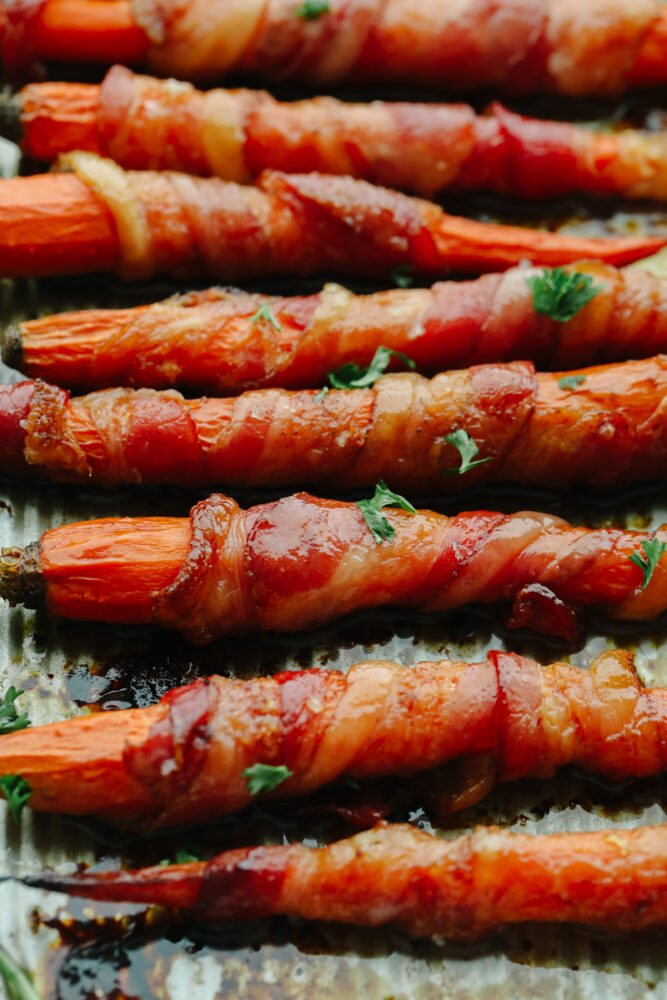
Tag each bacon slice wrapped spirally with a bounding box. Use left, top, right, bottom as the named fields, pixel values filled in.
left=1, top=492, right=666, bottom=641
left=0, top=649, right=664, bottom=829
left=3, top=0, right=667, bottom=97
left=9, top=66, right=667, bottom=202
left=6, top=262, right=667, bottom=394
left=1, top=154, right=663, bottom=282
left=1, top=357, right=666, bottom=491
left=23, top=822, right=667, bottom=937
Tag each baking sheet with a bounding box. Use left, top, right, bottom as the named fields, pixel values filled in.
left=0, top=91, right=667, bottom=999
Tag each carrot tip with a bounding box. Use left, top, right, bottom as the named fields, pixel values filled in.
left=1, top=323, right=22, bottom=369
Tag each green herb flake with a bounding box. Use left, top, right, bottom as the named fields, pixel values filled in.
left=525, top=267, right=602, bottom=322
left=357, top=480, right=417, bottom=545
left=391, top=264, right=415, bottom=288
left=159, top=848, right=204, bottom=866
left=243, top=763, right=293, bottom=797
left=313, top=386, right=329, bottom=404
left=327, top=346, right=415, bottom=391
left=249, top=301, right=281, bottom=332
left=0, top=774, right=31, bottom=824
left=442, top=430, right=489, bottom=476
left=0, top=943, right=44, bottom=1000
left=294, top=0, right=330, bottom=18
left=628, top=539, right=666, bottom=591
left=557, top=374, right=587, bottom=391
left=0, top=686, right=30, bottom=735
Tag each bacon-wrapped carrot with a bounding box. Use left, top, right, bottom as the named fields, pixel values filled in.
left=23, top=822, right=667, bottom=937
left=6, top=263, right=667, bottom=394
left=1, top=492, right=666, bottom=641
left=1, top=154, right=663, bottom=282
left=1, top=358, right=666, bottom=491
left=0, top=649, right=664, bottom=829
left=3, top=0, right=667, bottom=96
left=9, top=67, right=667, bottom=202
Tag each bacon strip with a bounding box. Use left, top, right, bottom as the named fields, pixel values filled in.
left=11, top=67, right=667, bottom=202
left=1, top=357, right=666, bottom=491
left=24, top=822, right=667, bottom=936
left=0, top=649, right=664, bottom=829
left=6, top=263, right=667, bottom=393
left=1, top=492, right=666, bottom=641
left=3, top=0, right=667, bottom=97
left=1, top=154, right=662, bottom=281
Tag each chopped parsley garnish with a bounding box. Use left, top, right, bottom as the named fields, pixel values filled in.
left=249, top=301, right=281, bottom=332
left=557, top=374, right=587, bottom=391
left=0, top=686, right=30, bottom=735
left=525, top=267, right=602, bottom=322
left=0, top=774, right=31, bottom=824
left=391, top=264, right=415, bottom=288
left=159, top=848, right=204, bottom=866
left=357, top=480, right=417, bottom=544
left=330, top=346, right=415, bottom=390
left=294, top=0, right=330, bottom=18
left=442, top=429, right=489, bottom=476
left=243, top=763, right=293, bottom=797
left=0, top=944, right=43, bottom=1000
left=628, top=539, right=666, bottom=591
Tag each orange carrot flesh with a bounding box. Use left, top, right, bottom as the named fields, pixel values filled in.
left=32, top=0, right=149, bottom=64
left=0, top=172, right=117, bottom=277
left=40, top=516, right=190, bottom=623
left=0, top=704, right=161, bottom=816
left=19, top=81, right=102, bottom=160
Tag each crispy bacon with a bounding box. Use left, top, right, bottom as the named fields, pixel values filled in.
left=1, top=492, right=666, bottom=641
left=6, top=263, right=667, bottom=394
left=10, top=66, right=667, bottom=202
left=1, top=357, right=666, bottom=492
left=1, top=154, right=663, bottom=281
left=0, top=649, right=664, bottom=829
left=24, top=822, right=667, bottom=936
left=3, top=0, right=667, bottom=96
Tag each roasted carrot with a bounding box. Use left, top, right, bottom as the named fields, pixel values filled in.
left=3, top=0, right=667, bottom=97
left=24, top=822, right=667, bottom=937
left=1, top=492, right=666, bottom=641
left=0, top=649, right=664, bottom=829
left=0, top=155, right=663, bottom=281
left=9, top=66, right=667, bottom=202
left=6, top=263, right=667, bottom=394
left=2, top=357, right=666, bottom=491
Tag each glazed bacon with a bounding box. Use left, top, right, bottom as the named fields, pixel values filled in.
left=1, top=154, right=663, bottom=281
left=0, top=649, right=664, bottom=829
left=1, top=357, right=666, bottom=491
left=3, top=0, right=667, bottom=96
left=6, top=263, right=667, bottom=394
left=11, top=66, right=667, bottom=202
left=24, top=822, right=667, bottom=937
left=1, top=492, right=666, bottom=641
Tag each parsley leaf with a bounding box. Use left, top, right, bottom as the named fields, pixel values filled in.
left=327, top=346, right=416, bottom=391
left=0, top=944, right=43, bottom=1000
left=357, top=480, right=417, bottom=544
left=525, top=268, right=602, bottom=322
left=294, top=0, right=330, bottom=18
left=249, top=301, right=281, bottom=332
left=243, top=763, right=293, bottom=797
left=557, top=374, right=587, bottom=391
left=159, top=847, right=204, bottom=866
left=628, top=539, right=666, bottom=591
left=442, top=430, right=489, bottom=476
left=391, top=264, right=415, bottom=288
left=0, top=774, right=31, bottom=824
left=0, top=686, right=30, bottom=735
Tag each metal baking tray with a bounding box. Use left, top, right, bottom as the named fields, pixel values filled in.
left=0, top=84, right=667, bottom=999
